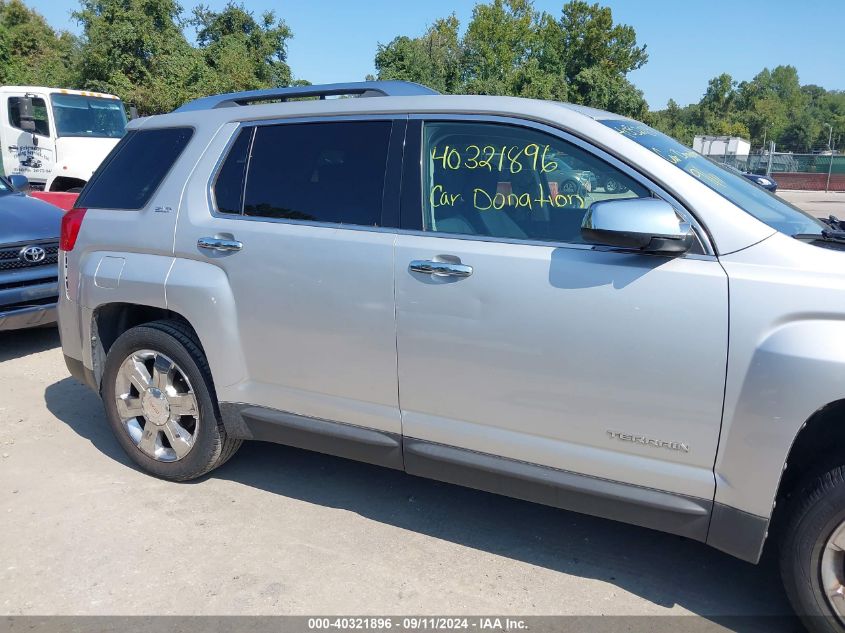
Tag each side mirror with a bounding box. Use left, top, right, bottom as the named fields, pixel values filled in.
left=18, top=97, right=36, bottom=132
left=581, top=198, right=694, bottom=255
left=8, top=174, right=30, bottom=193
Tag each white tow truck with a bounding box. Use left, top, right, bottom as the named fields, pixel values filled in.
left=0, top=86, right=127, bottom=191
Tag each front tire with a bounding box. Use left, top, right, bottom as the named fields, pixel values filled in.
left=781, top=465, right=845, bottom=633
left=101, top=319, right=241, bottom=481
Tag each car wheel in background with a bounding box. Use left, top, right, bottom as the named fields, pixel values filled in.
left=560, top=179, right=580, bottom=195
left=604, top=177, right=624, bottom=194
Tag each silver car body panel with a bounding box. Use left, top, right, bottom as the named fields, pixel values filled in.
left=58, top=89, right=844, bottom=565
left=395, top=233, right=727, bottom=501
left=169, top=119, right=402, bottom=434
left=717, top=232, right=845, bottom=517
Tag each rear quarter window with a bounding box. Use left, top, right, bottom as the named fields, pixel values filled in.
left=77, top=127, right=193, bottom=210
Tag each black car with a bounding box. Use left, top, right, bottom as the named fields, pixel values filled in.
left=0, top=175, right=63, bottom=331
left=718, top=162, right=778, bottom=192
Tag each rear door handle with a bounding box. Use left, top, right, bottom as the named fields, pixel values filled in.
left=409, top=259, right=473, bottom=278
left=198, top=237, right=243, bottom=252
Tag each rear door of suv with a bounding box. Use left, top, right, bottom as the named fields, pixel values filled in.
left=171, top=116, right=406, bottom=439
left=393, top=116, right=729, bottom=532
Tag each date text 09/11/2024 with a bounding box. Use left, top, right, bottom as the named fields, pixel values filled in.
left=307, top=617, right=529, bottom=630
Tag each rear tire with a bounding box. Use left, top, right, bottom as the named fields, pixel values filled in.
left=101, top=319, right=241, bottom=481
left=780, top=465, right=845, bottom=633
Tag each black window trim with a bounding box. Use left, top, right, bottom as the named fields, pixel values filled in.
left=207, top=114, right=407, bottom=231
left=77, top=125, right=196, bottom=211
left=400, top=113, right=715, bottom=258
left=210, top=125, right=255, bottom=216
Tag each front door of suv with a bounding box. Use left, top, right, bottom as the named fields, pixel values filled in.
left=394, top=118, right=729, bottom=510
left=173, top=117, right=404, bottom=437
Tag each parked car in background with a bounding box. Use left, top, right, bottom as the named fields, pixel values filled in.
left=545, top=151, right=598, bottom=193
left=58, top=81, right=845, bottom=632
left=562, top=153, right=629, bottom=194
left=717, top=161, right=779, bottom=192
left=0, top=175, right=62, bottom=330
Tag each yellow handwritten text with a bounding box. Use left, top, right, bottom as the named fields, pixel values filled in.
left=429, top=184, right=463, bottom=208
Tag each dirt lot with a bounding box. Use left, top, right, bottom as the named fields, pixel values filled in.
left=0, top=327, right=798, bottom=627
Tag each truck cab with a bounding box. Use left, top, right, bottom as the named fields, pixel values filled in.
left=0, top=86, right=127, bottom=192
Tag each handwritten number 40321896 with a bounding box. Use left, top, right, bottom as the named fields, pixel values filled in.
left=430, top=144, right=559, bottom=175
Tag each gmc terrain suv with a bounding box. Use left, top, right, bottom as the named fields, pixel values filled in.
left=58, top=81, right=845, bottom=631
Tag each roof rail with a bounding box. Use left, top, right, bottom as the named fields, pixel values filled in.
left=174, top=80, right=439, bottom=113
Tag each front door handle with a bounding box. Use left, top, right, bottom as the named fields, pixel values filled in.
left=198, top=237, right=243, bottom=252
left=409, top=259, right=473, bottom=278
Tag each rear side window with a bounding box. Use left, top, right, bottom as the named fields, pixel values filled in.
left=77, top=127, right=193, bottom=210
left=213, top=128, right=253, bottom=215
left=240, top=121, right=391, bottom=225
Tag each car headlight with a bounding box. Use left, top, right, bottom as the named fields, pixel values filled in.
left=756, top=177, right=771, bottom=185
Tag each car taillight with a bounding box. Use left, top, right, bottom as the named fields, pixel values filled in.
left=60, top=207, right=87, bottom=251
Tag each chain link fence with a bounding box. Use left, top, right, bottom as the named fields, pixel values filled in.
left=707, top=153, right=845, bottom=191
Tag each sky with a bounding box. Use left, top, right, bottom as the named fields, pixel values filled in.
left=27, top=0, right=845, bottom=110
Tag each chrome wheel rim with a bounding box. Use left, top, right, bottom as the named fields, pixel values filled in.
left=561, top=180, right=577, bottom=194
left=114, top=349, right=199, bottom=462
left=605, top=179, right=619, bottom=193
left=821, top=521, right=845, bottom=623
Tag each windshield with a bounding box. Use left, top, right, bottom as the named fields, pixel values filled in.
left=0, top=177, right=13, bottom=196
left=600, top=119, right=826, bottom=237
left=51, top=94, right=127, bottom=139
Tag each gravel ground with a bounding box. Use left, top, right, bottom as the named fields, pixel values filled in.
left=0, top=327, right=798, bottom=630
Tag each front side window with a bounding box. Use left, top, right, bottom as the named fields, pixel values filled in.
left=241, top=120, right=392, bottom=226
left=51, top=94, right=127, bottom=139
left=422, top=121, right=649, bottom=243
left=9, top=97, right=49, bottom=136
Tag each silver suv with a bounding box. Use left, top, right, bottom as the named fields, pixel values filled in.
left=58, top=81, right=845, bottom=630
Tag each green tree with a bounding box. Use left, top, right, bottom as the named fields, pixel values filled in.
left=191, top=2, right=293, bottom=93
left=780, top=111, right=821, bottom=152
left=375, top=16, right=462, bottom=94
left=0, top=0, right=76, bottom=87
left=735, top=66, right=806, bottom=147
left=700, top=73, right=735, bottom=118
left=543, top=0, right=647, bottom=112
left=460, top=0, right=537, bottom=95
left=374, top=0, right=647, bottom=116
left=74, top=0, right=209, bottom=115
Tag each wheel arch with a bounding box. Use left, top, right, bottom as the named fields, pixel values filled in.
left=773, top=399, right=845, bottom=521
left=163, top=257, right=249, bottom=396
left=711, top=316, right=845, bottom=562
left=90, top=303, right=198, bottom=389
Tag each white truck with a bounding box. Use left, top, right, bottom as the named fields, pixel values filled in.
left=0, top=86, right=127, bottom=191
